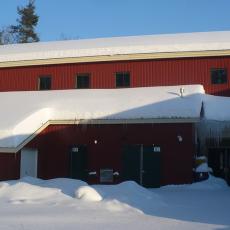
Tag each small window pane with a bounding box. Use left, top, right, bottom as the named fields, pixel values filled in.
left=211, top=68, right=227, bottom=84
left=116, top=72, right=130, bottom=88
left=76, top=74, right=90, bottom=89
left=39, top=76, right=51, bottom=90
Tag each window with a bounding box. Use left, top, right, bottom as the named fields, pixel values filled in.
left=38, top=76, right=51, bottom=90
left=211, top=68, right=227, bottom=84
left=115, top=72, right=130, bottom=88
left=76, top=74, right=90, bottom=89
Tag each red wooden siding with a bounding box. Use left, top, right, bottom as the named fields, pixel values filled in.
left=24, top=123, right=195, bottom=185
left=0, top=153, right=20, bottom=181
left=0, top=56, right=230, bottom=95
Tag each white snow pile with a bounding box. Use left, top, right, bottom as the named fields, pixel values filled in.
left=190, top=175, right=229, bottom=190
left=0, top=85, right=204, bottom=149
left=0, top=177, right=87, bottom=204
left=0, top=176, right=230, bottom=230
left=0, top=177, right=164, bottom=213
left=0, top=182, right=60, bottom=204
left=93, top=181, right=166, bottom=214
left=38, top=177, right=87, bottom=197
left=1, top=31, right=230, bottom=63
left=75, top=186, right=102, bottom=202
left=161, top=175, right=228, bottom=191
left=196, top=163, right=209, bottom=172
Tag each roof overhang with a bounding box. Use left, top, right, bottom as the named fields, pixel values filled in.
left=0, top=118, right=200, bottom=153
left=1, top=49, right=230, bottom=68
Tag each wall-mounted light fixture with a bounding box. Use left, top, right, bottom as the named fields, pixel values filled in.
left=177, top=135, right=183, bottom=142
left=72, top=147, right=78, bottom=152
left=94, top=140, right=98, bottom=144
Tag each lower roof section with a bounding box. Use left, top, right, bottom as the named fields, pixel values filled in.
left=0, top=85, right=204, bottom=150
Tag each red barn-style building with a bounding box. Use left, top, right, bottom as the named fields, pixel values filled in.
left=1, top=31, right=230, bottom=186
left=0, top=85, right=204, bottom=187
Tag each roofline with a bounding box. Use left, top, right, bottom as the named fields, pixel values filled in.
left=1, top=50, right=230, bottom=68
left=0, top=117, right=199, bottom=153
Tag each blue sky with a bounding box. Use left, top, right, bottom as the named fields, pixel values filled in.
left=0, top=0, right=230, bottom=41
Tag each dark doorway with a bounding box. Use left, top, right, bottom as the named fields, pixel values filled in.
left=122, top=145, right=141, bottom=184
left=69, top=145, right=87, bottom=181
left=122, top=144, right=161, bottom=187
left=142, top=146, right=161, bottom=187
left=208, top=148, right=230, bottom=185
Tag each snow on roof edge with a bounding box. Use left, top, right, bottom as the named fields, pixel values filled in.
left=1, top=31, right=230, bottom=64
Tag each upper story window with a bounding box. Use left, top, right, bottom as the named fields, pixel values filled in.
left=211, top=68, right=227, bottom=84
left=115, top=72, right=130, bottom=88
left=76, top=74, right=90, bottom=89
left=38, top=76, right=51, bottom=90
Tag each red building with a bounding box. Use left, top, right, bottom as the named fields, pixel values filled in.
left=0, top=31, right=230, bottom=186
left=0, top=31, right=230, bottom=96
left=0, top=85, right=203, bottom=187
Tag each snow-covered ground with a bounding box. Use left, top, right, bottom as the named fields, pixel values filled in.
left=0, top=176, right=229, bottom=230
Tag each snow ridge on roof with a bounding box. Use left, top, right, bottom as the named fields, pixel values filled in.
left=1, top=31, right=230, bottom=63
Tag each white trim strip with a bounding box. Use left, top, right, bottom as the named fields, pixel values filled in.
left=0, top=50, right=230, bottom=68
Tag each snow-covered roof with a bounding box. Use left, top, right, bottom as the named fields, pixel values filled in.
left=1, top=31, right=230, bottom=65
left=0, top=85, right=204, bottom=150
left=203, top=95, right=230, bottom=121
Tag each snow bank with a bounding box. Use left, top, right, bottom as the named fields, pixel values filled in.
left=162, top=175, right=228, bottom=191
left=0, top=174, right=229, bottom=228
left=0, top=177, right=90, bottom=204
left=191, top=175, right=229, bottom=190
left=75, top=186, right=102, bottom=202
left=93, top=181, right=166, bottom=214
left=0, top=176, right=229, bottom=230
left=0, top=181, right=61, bottom=204
left=42, top=178, right=87, bottom=197
left=76, top=181, right=166, bottom=212
left=0, top=177, right=165, bottom=214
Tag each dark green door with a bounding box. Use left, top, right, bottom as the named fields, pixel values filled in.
left=69, top=145, right=87, bottom=181
left=122, top=144, right=161, bottom=188
left=122, top=145, right=141, bottom=184
left=142, top=146, right=161, bottom=188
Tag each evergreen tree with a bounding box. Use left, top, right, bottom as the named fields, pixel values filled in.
left=0, top=27, right=18, bottom=45
left=0, top=30, right=3, bottom=45
left=11, top=0, right=39, bottom=43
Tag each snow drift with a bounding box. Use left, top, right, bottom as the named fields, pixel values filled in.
left=0, top=177, right=165, bottom=213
